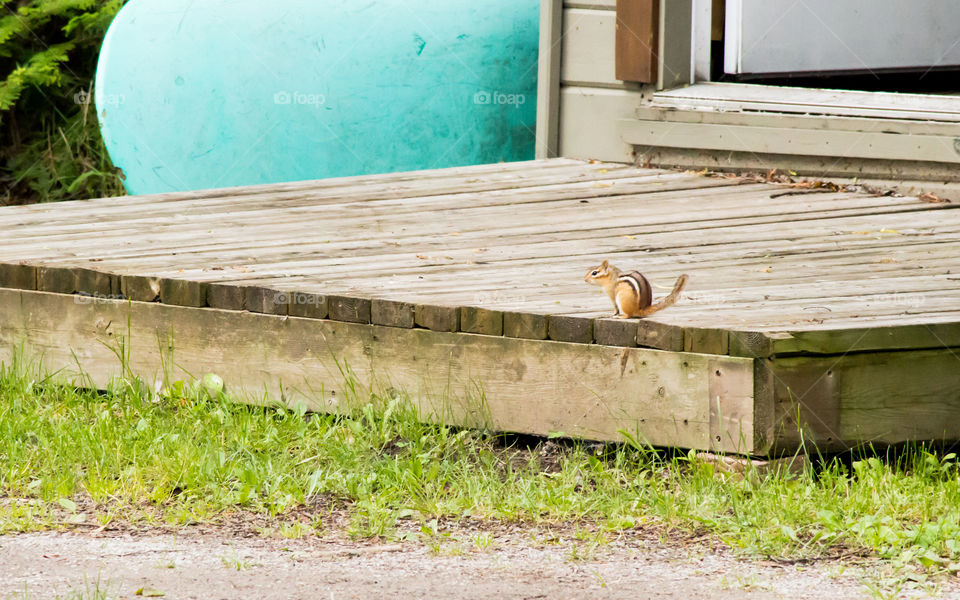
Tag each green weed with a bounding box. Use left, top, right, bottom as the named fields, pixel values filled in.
left=1, top=0, right=127, bottom=204
left=2, top=355, right=960, bottom=583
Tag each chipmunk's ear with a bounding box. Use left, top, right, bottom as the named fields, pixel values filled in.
left=600, top=259, right=609, bottom=269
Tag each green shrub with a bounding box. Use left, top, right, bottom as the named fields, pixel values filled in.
left=0, top=0, right=127, bottom=204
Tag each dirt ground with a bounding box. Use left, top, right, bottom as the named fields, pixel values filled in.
left=3, top=522, right=958, bottom=600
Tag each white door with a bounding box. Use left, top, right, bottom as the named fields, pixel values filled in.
left=724, top=0, right=960, bottom=76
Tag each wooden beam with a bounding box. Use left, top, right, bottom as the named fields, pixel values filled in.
left=0, top=288, right=756, bottom=452
left=615, top=0, right=659, bottom=82
left=657, top=0, right=692, bottom=89
left=768, top=349, right=960, bottom=453
left=730, top=323, right=960, bottom=358
left=536, top=0, right=563, bottom=158
left=619, top=117, right=960, bottom=163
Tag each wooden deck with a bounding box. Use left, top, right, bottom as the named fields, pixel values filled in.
left=1, top=158, right=959, bottom=455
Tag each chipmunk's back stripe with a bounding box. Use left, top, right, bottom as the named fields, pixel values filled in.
left=617, top=274, right=641, bottom=295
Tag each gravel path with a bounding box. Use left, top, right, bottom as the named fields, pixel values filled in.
left=3, top=527, right=953, bottom=599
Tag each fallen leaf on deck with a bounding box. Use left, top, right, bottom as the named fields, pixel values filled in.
left=919, top=192, right=949, bottom=203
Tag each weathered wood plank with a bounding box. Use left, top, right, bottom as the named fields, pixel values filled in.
left=4, top=191, right=943, bottom=285
left=415, top=304, right=460, bottom=333
left=0, top=158, right=597, bottom=221
left=244, top=286, right=288, bottom=315
left=0, top=263, right=36, bottom=291
left=636, top=319, right=684, bottom=351
left=328, top=295, right=371, bottom=324
left=621, top=118, right=960, bottom=163
left=709, top=358, right=756, bottom=453
left=733, top=323, right=960, bottom=357
left=75, top=268, right=117, bottom=297
left=460, top=306, right=504, bottom=336
left=537, top=0, right=562, bottom=158
left=503, top=311, right=549, bottom=340
left=615, top=0, right=658, bottom=82
left=206, top=282, right=245, bottom=311
left=548, top=315, right=594, bottom=343
left=287, top=291, right=328, bottom=320
left=0, top=163, right=658, bottom=231
left=120, top=274, right=161, bottom=303
left=653, top=82, right=960, bottom=123
left=159, top=278, right=207, bottom=308
left=594, top=317, right=637, bottom=347
left=37, top=266, right=77, bottom=294
left=768, top=349, right=960, bottom=452
left=0, top=288, right=756, bottom=451
left=1, top=158, right=959, bottom=358
left=372, top=298, right=415, bottom=328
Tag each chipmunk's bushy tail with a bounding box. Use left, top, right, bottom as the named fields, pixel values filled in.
left=638, top=274, right=688, bottom=317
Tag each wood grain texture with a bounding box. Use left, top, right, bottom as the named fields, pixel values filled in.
left=548, top=315, right=594, bottom=343
left=767, top=349, right=960, bottom=452
left=0, top=263, right=35, bottom=290
left=0, top=288, right=755, bottom=451
left=287, top=291, right=328, bottom=320
left=504, top=311, right=549, bottom=340
left=594, top=317, right=637, bottom=346
left=620, top=117, right=960, bottom=163
left=372, top=298, right=415, bottom=328
left=636, top=319, right=684, bottom=351
left=328, top=295, right=371, bottom=324
left=37, top=266, right=77, bottom=295
left=206, top=282, right=245, bottom=311
left=536, top=0, right=563, bottom=158
left=244, top=285, right=288, bottom=315
left=120, top=274, right=161, bottom=303
left=415, top=304, right=460, bottom=333
left=159, top=278, right=207, bottom=308
left=460, top=306, right=504, bottom=336
left=1, top=158, right=959, bottom=359
left=615, top=0, right=658, bottom=82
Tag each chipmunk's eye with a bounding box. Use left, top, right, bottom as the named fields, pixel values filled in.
left=591, top=270, right=598, bottom=276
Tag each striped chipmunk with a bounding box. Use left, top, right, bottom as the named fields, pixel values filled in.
left=584, top=260, right=688, bottom=318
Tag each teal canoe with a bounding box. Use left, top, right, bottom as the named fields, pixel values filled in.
left=95, top=0, right=538, bottom=194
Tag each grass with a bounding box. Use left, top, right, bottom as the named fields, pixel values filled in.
left=2, top=89, right=126, bottom=206
left=2, top=355, right=960, bottom=587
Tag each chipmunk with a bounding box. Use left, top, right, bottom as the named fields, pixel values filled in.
left=584, top=260, right=688, bottom=318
